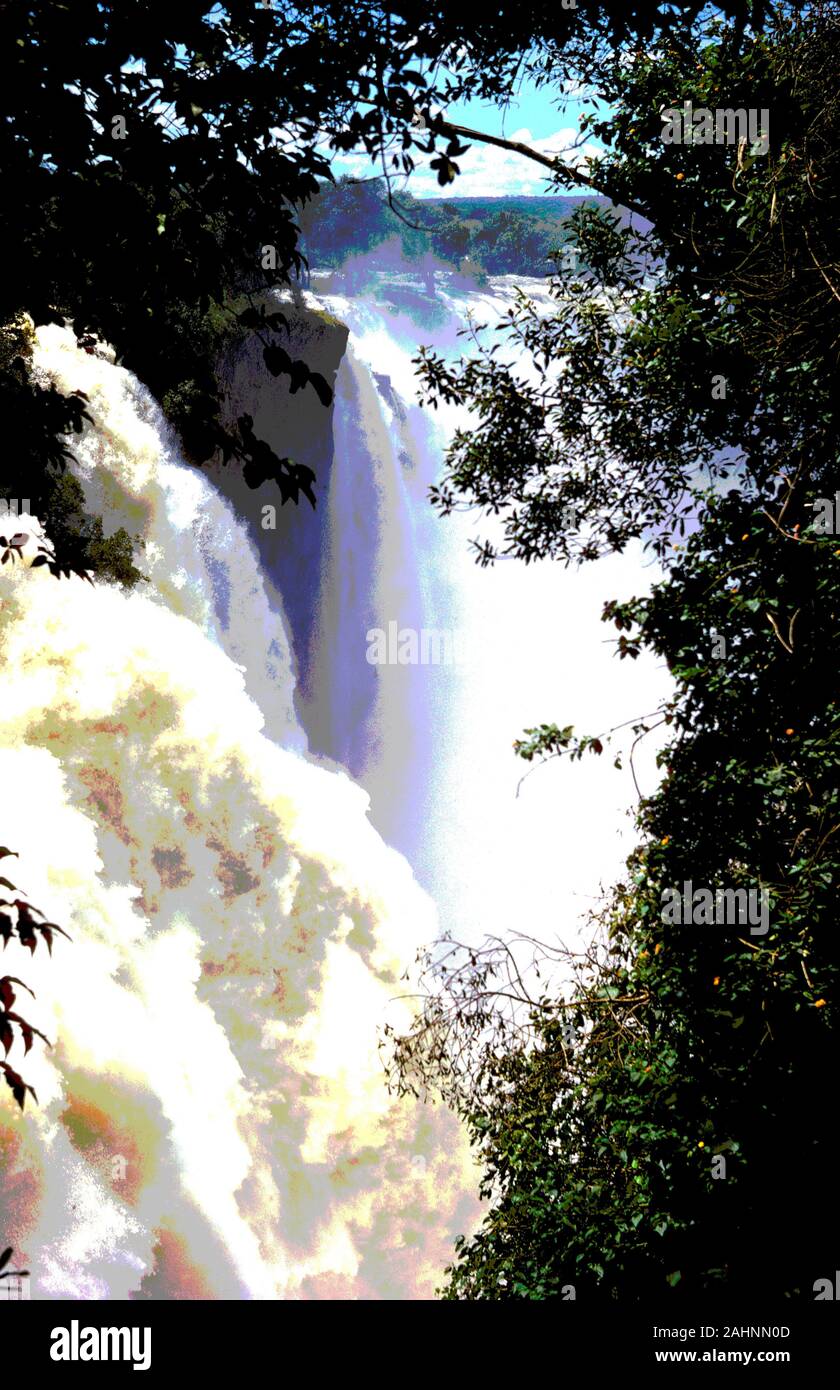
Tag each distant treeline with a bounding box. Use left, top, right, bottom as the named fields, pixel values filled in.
left=298, top=178, right=596, bottom=279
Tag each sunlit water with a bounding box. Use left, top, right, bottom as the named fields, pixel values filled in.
left=0, top=275, right=669, bottom=1299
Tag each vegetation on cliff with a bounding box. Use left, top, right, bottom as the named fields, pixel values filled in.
left=388, top=2, right=840, bottom=1300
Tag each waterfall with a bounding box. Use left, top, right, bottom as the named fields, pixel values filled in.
left=0, top=324, right=474, bottom=1300
left=305, top=280, right=669, bottom=943
left=0, top=278, right=669, bottom=1301
left=304, top=341, right=438, bottom=868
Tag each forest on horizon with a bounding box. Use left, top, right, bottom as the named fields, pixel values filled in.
left=1, top=0, right=838, bottom=1339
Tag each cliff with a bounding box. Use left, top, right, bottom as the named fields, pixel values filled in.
left=210, top=296, right=349, bottom=710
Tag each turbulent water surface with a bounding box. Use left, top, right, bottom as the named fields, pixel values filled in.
left=0, top=323, right=473, bottom=1300
left=0, top=279, right=666, bottom=1299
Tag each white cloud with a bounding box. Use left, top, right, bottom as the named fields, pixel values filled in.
left=333, top=127, right=602, bottom=199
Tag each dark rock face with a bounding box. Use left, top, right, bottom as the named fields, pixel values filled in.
left=210, top=298, right=349, bottom=719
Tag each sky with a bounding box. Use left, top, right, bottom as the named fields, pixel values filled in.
left=332, top=75, right=609, bottom=198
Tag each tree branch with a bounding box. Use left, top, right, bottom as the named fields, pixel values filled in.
left=434, top=119, right=650, bottom=221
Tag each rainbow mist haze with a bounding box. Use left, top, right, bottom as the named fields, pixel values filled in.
left=0, top=281, right=666, bottom=1298
left=0, top=322, right=474, bottom=1299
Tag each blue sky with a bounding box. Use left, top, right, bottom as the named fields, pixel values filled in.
left=332, top=76, right=609, bottom=199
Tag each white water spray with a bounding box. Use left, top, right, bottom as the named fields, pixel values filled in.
left=0, top=324, right=474, bottom=1300
left=308, top=278, right=669, bottom=944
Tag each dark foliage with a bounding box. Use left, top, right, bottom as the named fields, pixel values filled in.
left=0, top=847, right=70, bottom=1110
left=390, top=1, right=840, bottom=1300
left=0, top=0, right=761, bottom=576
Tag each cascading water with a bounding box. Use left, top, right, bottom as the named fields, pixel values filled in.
left=0, top=324, right=474, bottom=1300
left=305, top=275, right=668, bottom=943
left=0, top=273, right=668, bottom=1302
left=304, top=341, right=432, bottom=864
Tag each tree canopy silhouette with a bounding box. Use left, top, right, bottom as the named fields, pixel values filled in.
left=389, top=1, right=840, bottom=1300
left=0, top=0, right=763, bottom=577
